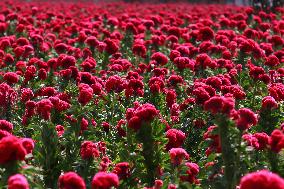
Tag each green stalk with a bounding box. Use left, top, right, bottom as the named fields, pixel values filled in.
left=217, top=115, right=236, bottom=189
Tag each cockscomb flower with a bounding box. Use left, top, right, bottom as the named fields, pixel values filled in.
left=36, top=99, right=53, bottom=120
left=239, top=170, right=284, bottom=189
left=58, top=172, right=86, bottom=189
left=204, top=95, right=235, bottom=115
left=91, top=172, right=119, bottom=189
left=78, top=84, right=93, bottom=106
left=0, top=120, right=13, bottom=133
left=169, top=148, right=190, bottom=166
left=236, top=108, right=258, bottom=130
left=8, top=174, right=29, bottom=189
left=113, top=162, right=130, bottom=179
left=166, top=129, right=186, bottom=150
left=269, top=129, right=284, bottom=153
left=0, top=136, right=26, bottom=164
left=151, top=52, right=168, bottom=66
left=127, top=103, right=159, bottom=131
left=80, top=141, right=100, bottom=160
left=261, top=96, right=278, bottom=110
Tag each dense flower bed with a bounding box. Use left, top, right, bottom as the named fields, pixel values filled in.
left=0, top=1, right=283, bottom=188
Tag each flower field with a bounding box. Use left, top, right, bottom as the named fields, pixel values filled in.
left=0, top=1, right=283, bottom=188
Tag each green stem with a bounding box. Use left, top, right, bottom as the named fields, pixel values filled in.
left=217, top=115, right=236, bottom=189
left=267, top=151, right=279, bottom=174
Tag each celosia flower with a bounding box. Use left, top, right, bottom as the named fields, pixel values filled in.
left=58, top=172, right=86, bottom=189
left=91, top=172, right=119, bottom=189
left=8, top=174, right=29, bottom=189
left=239, top=170, right=284, bottom=189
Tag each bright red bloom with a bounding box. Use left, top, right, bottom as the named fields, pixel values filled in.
left=236, top=108, right=258, bottom=130
left=21, top=138, right=34, bottom=154
left=180, top=162, right=199, bottom=184
left=239, top=170, right=284, bottom=189
left=169, top=148, right=190, bottom=165
left=78, top=84, right=93, bottom=106
left=36, top=99, right=53, bottom=120
left=58, top=172, right=86, bottom=189
left=4, top=72, right=19, bottom=84
left=91, top=172, right=119, bottom=189
left=0, top=136, right=26, bottom=164
left=8, top=174, right=29, bottom=189
left=204, top=96, right=235, bottom=115
left=151, top=52, right=168, bottom=66
left=261, top=96, right=278, bottom=110
left=127, top=103, right=159, bottom=131
left=269, top=129, right=284, bottom=153
left=166, top=129, right=186, bottom=150
left=80, top=141, right=100, bottom=159
left=0, top=120, right=13, bottom=133
left=113, top=162, right=130, bottom=179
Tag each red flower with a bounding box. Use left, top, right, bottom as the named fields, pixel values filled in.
left=265, top=55, right=280, bottom=67
left=204, top=96, right=235, bottom=115
left=180, top=162, right=199, bottom=184
left=113, top=162, right=130, bottom=179
left=104, top=38, right=119, bottom=54
left=8, top=174, right=29, bottom=189
left=127, top=103, right=159, bottom=131
left=56, top=125, right=65, bottom=137
left=58, top=172, right=86, bottom=189
left=91, top=172, right=119, bottom=189
left=78, top=84, right=93, bottom=106
left=198, top=27, right=214, bottom=41
left=269, top=129, right=284, bottom=153
left=239, top=170, right=284, bottom=189
left=166, top=129, right=185, bottom=150
left=4, top=72, right=19, bottom=84
left=261, top=96, right=278, bottom=110
left=80, top=141, right=100, bottom=159
left=21, top=138, right=34, bottom=154
left=169, top=148, right=189, bottom=165
left=236, top=108, right=258, bottom=130
left=36, top=99, right=53, bottom=120
left=0, top=120, right=13, bottom=133
left=151, top=52, right=168, bottom=66
left=105, top=75, right=125, bottom=93
left=0, top=136, right=26, bottom=164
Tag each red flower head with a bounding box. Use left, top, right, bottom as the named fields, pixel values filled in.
left=8, top=174, right=29, bottom=189
left=261, top=96, right=278, bottom=110
left=104, top=38, right=119, bottom=54
left=239, top=170, right=284, bottom=189
left=80, top=141, right=100, bottom=160
left=204, top=96, right=235, bottom=115
left=36, top=99, right=53, bottom=120
left=127, top=103, right=159, bottom=131
left=169, top=148, right=190, bottom=166
left=166, top=129, right=186, bottom=150
left=269, top=129, right=284, bottom=153
left=198, top=27, right=214, bottom=41
left=180, top=162, right=199, bottom=184
left=105, top=75, right=125, bottom=93
left=58, top=172, right=86, bottom=189
left=4, top=72, right=19, bottom=85
left=0, top=120, right=13, bottom=133
left=265, top=55, right=280, bottom=67
left=236, top=108, right=258, bottom=130
left=21, top=138, right=34, bottom=154
left=0, top=136, right=26, bottom=164
left=78, top=84, right=93, bottom=106
left=151, top=52, right=168, bottom=66
left=113, top=162, right=130, bottom=179
left=91, top=172, right=119, bottom=189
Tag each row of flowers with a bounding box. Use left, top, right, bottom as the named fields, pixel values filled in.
left=0, top=1, right=283, bottom=189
